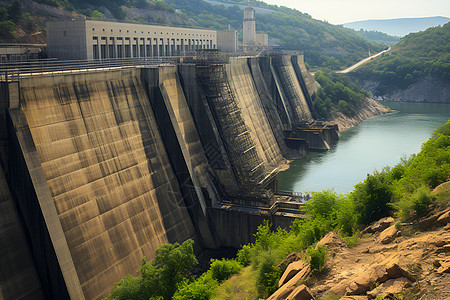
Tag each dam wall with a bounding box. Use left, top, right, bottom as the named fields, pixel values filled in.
left=8, top=69, right=198, bottom=299
left=271, top=55, right=314, bottom=124
left=226, top=57, right=285, bottom=171
left=0, top=52, right=337, bottom=299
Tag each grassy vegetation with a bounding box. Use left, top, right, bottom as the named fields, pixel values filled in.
left=108, top=119, right=449, bottom=299
left=355, top=22, right=450, bottom=94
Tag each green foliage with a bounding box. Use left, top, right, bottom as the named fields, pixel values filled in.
left=351, top=170, right=394, bottom=226
left=209, top=259, right=242, bottom=282
left=108, top=239, right=197, bottom=300
left=91, top=10, right=103, bottom=20
left=236, top=244, right=252, bottom=266
left=355, top=22, right=450, bottom=94
left=163, top=0, right=384, bottom=68
left=410, top=186, right=436, bottom=217
left=313, top=70, right=369, bottom=119
left=7, top=0, right=22, bottom=22
left=173, top=272, right=218, bottom=300
left=256, top=254, right=282, bottom=298
left=0, top=20, right=15, bottom=39
left=307, top=245, right=327, bottom=271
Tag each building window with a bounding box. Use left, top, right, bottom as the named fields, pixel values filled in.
left=63, top=31, right=66, bottom=37
left=93, top=36, right=98, bottom=40
left=93, top=45, right=99, bottom=59
left=92, top=28, right=95, bottom=31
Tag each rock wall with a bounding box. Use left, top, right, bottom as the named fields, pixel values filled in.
left=359, top=76, right=450, bottom=103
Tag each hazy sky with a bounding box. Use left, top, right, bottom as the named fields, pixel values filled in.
left=261, top=0, right=450, bottom=24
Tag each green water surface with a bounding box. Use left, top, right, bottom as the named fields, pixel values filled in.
left=277, top=101, right=450, bottom=194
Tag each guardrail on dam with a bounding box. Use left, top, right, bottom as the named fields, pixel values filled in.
left=0, top=51, right=338, bottom=299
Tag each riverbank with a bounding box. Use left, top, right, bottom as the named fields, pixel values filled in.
left=330, top=97, right=389, bottom=131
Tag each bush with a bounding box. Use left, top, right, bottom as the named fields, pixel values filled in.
left=411, top=186, right=436, bottom=217
left=108, top=239, right=198, bottom=300
left=308, top=245, right=327, bottom=271
left=256, top=254, right=282, bottom=298
left=351, top=170, right=394, bottom=226
left=236, top=244, right=252, bottom=266
left=209, top=259, right=242, bottom=282
left=172, top=272, right=218, bottom=300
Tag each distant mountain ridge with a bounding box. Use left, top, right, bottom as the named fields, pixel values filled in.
left=344, top=16, right=450, bottom=37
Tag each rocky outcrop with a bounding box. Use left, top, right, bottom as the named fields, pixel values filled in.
left=360, top=76, right=450, bottom=103
left=286, top=285, right=316, bottom=300
left=279, top=260, right=309, bottom=287
left=269, top=263, right=312, bottom=300
left=317, top=231, right=347, bottom=253
left=361, top=217, right=394, bottom=234
left=331, top=97, right=388, bottom=131
left=366, top=277, right=412, bottom=298
left=378, top=225, right=400, bottom=244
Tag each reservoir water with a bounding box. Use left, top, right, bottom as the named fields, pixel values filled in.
left=277, top=101, right=450, bottom=194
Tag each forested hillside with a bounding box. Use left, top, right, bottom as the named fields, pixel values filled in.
left=3, top=0, right=388, bottom=68
left=165, top=0, right=386, bottom=68
left=355, top=22, right=450, bottom=94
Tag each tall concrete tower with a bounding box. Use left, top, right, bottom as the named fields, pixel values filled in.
left=243, top=7, right=256, bottom=46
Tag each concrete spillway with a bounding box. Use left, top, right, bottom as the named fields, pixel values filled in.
left=0, top=51, right=338, bottom=299
left=226, top=57, right=285, bottom=171
left=271, top=55, right=314, bottom=123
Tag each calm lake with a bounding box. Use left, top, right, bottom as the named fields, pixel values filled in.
left=277, top=101, right=450, bottom=194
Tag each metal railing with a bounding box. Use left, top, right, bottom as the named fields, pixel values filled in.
left=0, top=56, right=184, bottom=81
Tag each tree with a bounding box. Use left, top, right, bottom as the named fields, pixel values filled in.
left=7, top=0, right=21, bottom=22
left=108, top=239, right=198, bottom=300
left=91, top=10, right=102, bottom=20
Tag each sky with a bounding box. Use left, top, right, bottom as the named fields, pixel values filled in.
left=261, top=0, right=450, bottom=24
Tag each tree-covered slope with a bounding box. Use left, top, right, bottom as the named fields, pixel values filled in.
left=165, top=0, right=386, bottom=68
left=354, top=22, right=450, bottom=94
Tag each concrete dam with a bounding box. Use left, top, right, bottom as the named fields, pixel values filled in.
left=0, top=52, right=338, bottom=299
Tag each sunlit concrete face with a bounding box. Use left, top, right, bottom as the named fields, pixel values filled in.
left=19, top=69, right=197, bottom=299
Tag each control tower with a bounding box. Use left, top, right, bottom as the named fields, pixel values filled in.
left=243, top=7, right=256, bottom=46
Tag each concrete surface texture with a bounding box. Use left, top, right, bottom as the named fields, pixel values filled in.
left=18, top=69, right=197, bottom=299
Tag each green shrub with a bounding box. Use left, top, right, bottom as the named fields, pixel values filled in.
left=108, top=239, right=197, bottom=300
left=209, top=259, right=242, bottom=282
left=236, top=244, right=252, bottom=266
left=256, top=254, right=282, bottom=298
left=411, top=186, right=436, bottom=217
left=308, top=245, right=327, bottom=271
left=172, top=272, right=218, bottom=300
left=351, top=170, right=394, bottom=226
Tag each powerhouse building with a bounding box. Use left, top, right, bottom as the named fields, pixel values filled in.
left=47, top=20, right=220, bottom=60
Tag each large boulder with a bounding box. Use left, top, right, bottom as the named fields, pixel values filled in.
left=417, top=207, right=450, bottom=229
left=279, top=260, right=309, bottom=287
left=277, top=252, right=303, bottom=270
left=345, top=263, right=414, bottom=296
left=361, top=217, right=394, bottom=235
left=366, top=277, right=412, bottom=298
left=378, top=225, right=400, bottom=244
left=286, top=285, right=315, bottom=300
left=268, top=264, right=311, bottom=300
left=317, top=232, right=347, bottom=253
